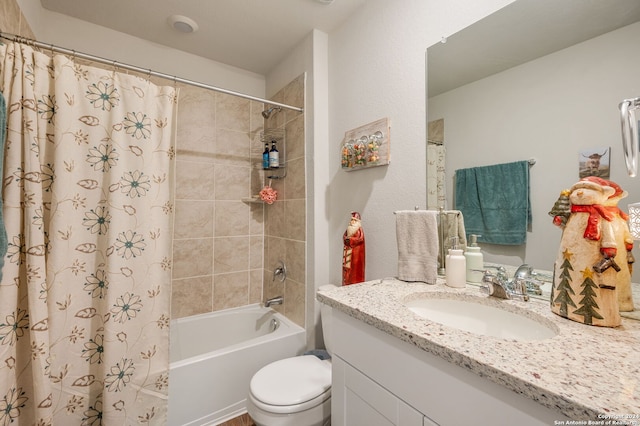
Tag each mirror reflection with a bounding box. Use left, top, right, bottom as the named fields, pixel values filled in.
left=426, top=0, right=640, bottom=319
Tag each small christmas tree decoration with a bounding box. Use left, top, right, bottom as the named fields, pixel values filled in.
left=548, top=189, right=571, bottom=227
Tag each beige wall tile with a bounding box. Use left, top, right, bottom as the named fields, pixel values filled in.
left=249, top=203, right=265, bottom=235
left=285, top=239, right=306, bottom=284
left=265, top=236, right=287, bottom=274
left=285, top=115, right=305, bottom=161
left=0, top=0, right=21, bottom=35
left=214, top=236, right=250, bottom=273
left=213, top=271, right=249, bottom=310
left=284, top=157, right=305, bottom=199
left=250, top=236, right=263, bottom=269
left=171, top=276, right=213, bottom=318
left=250, top=101, right=265, bottom=138
left=176, top=160, right=215, bottom=200
left=249, top=269, right=263, bottom=304
left=214, top=165, right=251, bottom=200
left=173, top=238, right=213, bottom=279
left=284, top=199, right=306, bottom=241
left=174, top=200, right=214, bottom=239
left=176, top=86, right=217, bottom=162
left=217, top=93, right=250, bottom=132
left=215, top=201, right=250, bottom=236
left=265, top=200, right=285, bottom=237
left=214, top=129, right=251, bottom=167
left=284, top=279, right=305, bottom=327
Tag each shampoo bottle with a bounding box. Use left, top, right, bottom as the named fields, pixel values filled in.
left=445, top=237, right=466, bottom=288
left=464, top=234, right=484, bottom=283
left=269, top=140, right=279, bottom=168
left=262, top=143, right=270, bottom=169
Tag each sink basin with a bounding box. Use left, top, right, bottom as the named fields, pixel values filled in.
left=405, top=296, right=557, bottom=341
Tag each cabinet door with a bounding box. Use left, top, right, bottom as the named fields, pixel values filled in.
left=333, top=355, right=426, bottom=426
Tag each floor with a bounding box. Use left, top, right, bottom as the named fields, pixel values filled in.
left=219, top=413, right=256, bottom=426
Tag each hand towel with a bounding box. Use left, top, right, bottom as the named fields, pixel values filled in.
left=438, top=210, right=467, bottom=268
left=454, top=160, right=531, bottom=245
left=395, top=210, right=439, bottom=284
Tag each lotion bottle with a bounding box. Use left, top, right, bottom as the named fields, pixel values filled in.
left=445, top=237, right=466, bottom=288
left=464, top=234, right=484, bottom=283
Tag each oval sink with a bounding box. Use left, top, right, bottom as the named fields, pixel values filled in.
left=405, top=297, right=557, bottom=341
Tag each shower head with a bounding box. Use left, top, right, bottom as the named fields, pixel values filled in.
left=262, top=106, right=282, bottom=119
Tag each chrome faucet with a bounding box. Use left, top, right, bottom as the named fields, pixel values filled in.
left=264, top=295, right=284, bottom=307
left=513, top=264, right=544, bottom=296
left=479, top=267, right=529, bottom=302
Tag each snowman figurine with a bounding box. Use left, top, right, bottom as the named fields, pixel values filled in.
left=550, top=177, right=632, bottom=327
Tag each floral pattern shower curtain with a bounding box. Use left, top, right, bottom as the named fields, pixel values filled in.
left=427, top=143, right=446, bottom=209
left=0, top=42, right=176, bottom=425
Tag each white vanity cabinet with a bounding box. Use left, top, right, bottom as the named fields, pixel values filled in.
left=333, top=356, right=435, bottom=426
left=331, top=309, right=569, bottom=426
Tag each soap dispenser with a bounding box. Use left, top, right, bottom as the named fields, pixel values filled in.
left=464, top=234, right=484, bottom=283
left=445, top=237, right=466, bottom=288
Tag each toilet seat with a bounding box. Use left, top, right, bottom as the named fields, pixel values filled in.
left=249, top=355, right=332, bottom=415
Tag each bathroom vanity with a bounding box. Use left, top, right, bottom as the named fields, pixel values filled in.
left=317, top=278, right=640, bottom=425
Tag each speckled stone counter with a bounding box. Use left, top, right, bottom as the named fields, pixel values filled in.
left=317, top=278, right=640, bottom=421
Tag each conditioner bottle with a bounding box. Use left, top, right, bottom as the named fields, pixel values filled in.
left=464, top=234, right=484, bottom=283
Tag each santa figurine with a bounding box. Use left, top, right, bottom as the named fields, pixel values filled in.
left=550, top=177, right=633, bottom=327
left=342, top=212, right=365, bottom=285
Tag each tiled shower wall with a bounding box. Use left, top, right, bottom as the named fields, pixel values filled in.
left=171, top=75, right=306, bottom=327
left=262, top=75, right=306, bottom=327
left=1, top=0, right=307, bottom=327
left=171, top=87, right=267, bottom=317
left=0, top=0, right=35, bottom=41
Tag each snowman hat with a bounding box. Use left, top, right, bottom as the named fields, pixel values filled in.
left=571, top=177, right=615, bottom=197
left=579, top=176, right=627, bottom=199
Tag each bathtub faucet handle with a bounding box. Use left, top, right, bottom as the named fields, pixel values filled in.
left=264, top=295, right=284, bottom=308
left=273, top=260, right=287, bottom=282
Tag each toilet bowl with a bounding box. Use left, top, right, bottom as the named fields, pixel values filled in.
left=247, top=355, right=331, bottom=426
left=247, top=285, right=336, bottom=426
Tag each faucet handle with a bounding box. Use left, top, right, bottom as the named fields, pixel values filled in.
left=273, top=260, right=287, bottom=282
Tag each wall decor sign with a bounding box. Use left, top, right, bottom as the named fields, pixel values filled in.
left=341, top=117, right=390, bottom=171
left=578, top=146, right=610, bottom=179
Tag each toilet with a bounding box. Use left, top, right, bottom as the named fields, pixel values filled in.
left=247, top=285, right=336, bottom=426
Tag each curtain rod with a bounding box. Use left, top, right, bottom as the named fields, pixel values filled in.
left=0, top=31, right=303, bottom=113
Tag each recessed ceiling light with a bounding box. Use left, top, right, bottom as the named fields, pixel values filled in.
left=314, top=0, right=335, bottom=4
left=168, top=15, right=199, bottom=33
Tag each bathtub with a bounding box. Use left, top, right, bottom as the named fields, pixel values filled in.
left=168, top=304, right=306, bottom=426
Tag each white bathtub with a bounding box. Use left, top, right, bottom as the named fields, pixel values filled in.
left=168, top=304, right=306, bottom=426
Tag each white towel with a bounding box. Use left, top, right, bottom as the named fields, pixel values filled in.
left=395, top=210, right=439, bottom=284
left=439, top=210, right=467, bottom=268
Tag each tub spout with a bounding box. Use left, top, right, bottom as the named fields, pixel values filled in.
left=264, top=296, right=283, bottom=308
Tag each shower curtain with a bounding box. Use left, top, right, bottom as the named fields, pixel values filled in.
left=427, top=143, right=446, bottom=209
left=0, top=42, right=176, bottom=424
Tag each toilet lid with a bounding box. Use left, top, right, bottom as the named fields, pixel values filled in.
left=250, top=355, right=331, bottom=406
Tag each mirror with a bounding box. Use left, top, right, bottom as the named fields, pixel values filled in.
left=426, top=0, right=640, bottom=319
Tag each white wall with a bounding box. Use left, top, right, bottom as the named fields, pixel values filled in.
left=326, top=0, right=515, bottom=285
left=16, top=0, right=265, bottom=97
left=429, top=21, right=640, bottom=282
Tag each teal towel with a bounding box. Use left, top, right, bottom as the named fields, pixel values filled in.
left=454, top=160, right=531, bottom=245
left=0, top=92, right=6, bottom=281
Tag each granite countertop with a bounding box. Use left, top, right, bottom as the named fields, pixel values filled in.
left=317, top=277, right=640, bottom=421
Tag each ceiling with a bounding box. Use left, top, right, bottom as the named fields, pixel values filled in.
left=40, top=0, right=365, bottom=75
left=428, top=0, right=640, bottom=97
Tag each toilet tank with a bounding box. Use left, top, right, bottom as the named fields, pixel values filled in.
left=318, top=284, right=338, bottom=355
